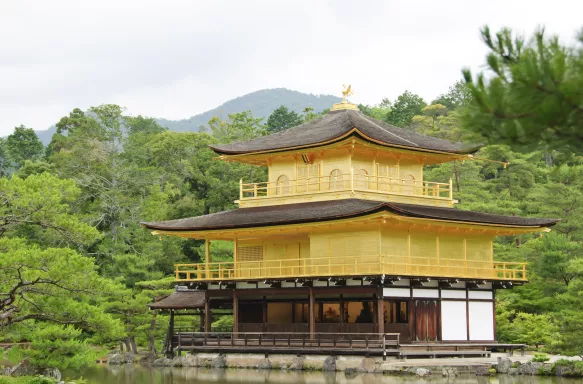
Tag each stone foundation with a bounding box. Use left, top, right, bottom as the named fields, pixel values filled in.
left=152, top=353, right=481, bottom=375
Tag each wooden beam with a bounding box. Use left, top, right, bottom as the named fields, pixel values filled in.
left=377, top=293, right=385, bottom=334
left=205, top=239, right=211, bottom=279
left=204, top=300, right=211, bottom=333
left=309, top=287, right=315, bottom=339
left=233, top=290, right=238, bottom=336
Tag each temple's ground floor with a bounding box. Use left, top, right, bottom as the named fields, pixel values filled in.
left=154, top=277, right=517, bottom=357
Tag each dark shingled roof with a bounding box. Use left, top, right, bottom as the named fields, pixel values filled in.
left=209, top=109, right=481, bottom=155
left=141, top=199, right=560, bottom=231
left=149, top=290, right=205, bottom=309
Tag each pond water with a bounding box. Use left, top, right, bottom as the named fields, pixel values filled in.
left=62, top=365, right=582, bottom=384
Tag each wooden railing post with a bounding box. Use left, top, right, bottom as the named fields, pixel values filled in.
left=351, top=167, right=355, bottom=193
left=239, top=178, right=243, bottom=200
left=449, top=178, right=453, bottom=199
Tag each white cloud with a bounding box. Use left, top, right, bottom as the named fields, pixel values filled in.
left=0, top=0, right=581, bottom=135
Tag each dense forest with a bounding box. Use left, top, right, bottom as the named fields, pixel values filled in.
left=1, top=26, right=582, bottom=368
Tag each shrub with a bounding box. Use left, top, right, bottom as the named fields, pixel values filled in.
left=532, top=353, right=550, bottom=362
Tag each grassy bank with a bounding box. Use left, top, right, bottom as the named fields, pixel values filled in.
left=0, top=376, right=58, bottom=384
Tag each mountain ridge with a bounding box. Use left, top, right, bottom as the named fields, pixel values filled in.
left=33, top=88, right=341, bottom=145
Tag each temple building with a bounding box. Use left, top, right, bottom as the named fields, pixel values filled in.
left=143, top=93, right=559, bottom=358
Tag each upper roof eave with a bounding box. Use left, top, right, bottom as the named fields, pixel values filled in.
left=209, top=129, right=482, bottom=158
left=208, top=110, right=482, bottom=157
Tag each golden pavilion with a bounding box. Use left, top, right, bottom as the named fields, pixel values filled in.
left=144, top=93, right=558, bottom=358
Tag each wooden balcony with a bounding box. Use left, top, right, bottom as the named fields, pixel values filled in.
left=175, top=255, right=527, bottom=282
left=238, top=172, right=454, bottom=207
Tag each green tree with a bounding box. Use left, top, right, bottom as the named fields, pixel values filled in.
left=385, top=91, right=427, bottom=127
left=5, top=125, right=44, bottom=168
left=432, top=80, right=472, bottom=110
left=0, top=138, right=9, bottom=177
left=266, top=106, right=303, bottom=133
left=513, top=312, right=559, bottom=348
left=209, top=111, right=265, bottom=143
left=0, top=174, right=124, bottom=368
left=462, top=26, right=583, bottom=152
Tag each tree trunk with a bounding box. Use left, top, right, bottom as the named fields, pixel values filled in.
left=124, top=338, right=131, bottom=352
left=130, top=336, right=138, bottom=354
left=453, top=161, right=461, bottom=192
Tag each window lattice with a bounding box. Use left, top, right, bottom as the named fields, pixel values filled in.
left=237, top=245, right=264, bottom=262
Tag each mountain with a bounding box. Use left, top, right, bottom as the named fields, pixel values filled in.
left=32, top=88, right=341, bottom=145
left=155, top=88, right=341, bottom=132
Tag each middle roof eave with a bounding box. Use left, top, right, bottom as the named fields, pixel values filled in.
left=141, top=199, right=560, bottom=232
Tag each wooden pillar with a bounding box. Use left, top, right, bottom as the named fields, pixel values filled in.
left=309, top=287, right=315, bottom=339
left=373, top=296, right=379, bottom=332
left=262, top=296, right=267, bottom=332
left=204, top=300, right=211, bottom=333
left=377, top=296, right=385, bottom=334
left=169, top=310, right=175, bottom=336
left=339, top=294, right=344, bottom=328
left=165, top=310, right=175, bottom=358
left=205, top=239, right=211, bottom=278
left=233, top=238, right=238, bottom=278
left=233, top=290, right=239, bottom=335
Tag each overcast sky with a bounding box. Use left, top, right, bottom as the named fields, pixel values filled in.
left=1, top=0, right=581, bottom=136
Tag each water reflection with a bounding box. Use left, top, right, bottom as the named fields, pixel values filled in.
left=63, top=365, right=582, bottom=384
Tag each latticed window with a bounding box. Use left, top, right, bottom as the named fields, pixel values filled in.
left=275, top=175, right=290, bottom=195
left=297, top=164, right=319, bottom=192
left=329, top=169, right=343, bottom=190
left=355, top=169, right=368, bottom=189
left=237, top=245, right=264, bottom=262
left=377, top=164, right=398, bottom=191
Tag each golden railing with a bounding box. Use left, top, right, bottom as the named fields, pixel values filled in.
left=240, top=172, right=452, bottom=200
left=175, top=255, right=526, bottom=282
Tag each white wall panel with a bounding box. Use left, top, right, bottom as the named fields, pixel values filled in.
left=412, top=289, right=439, bottom=298
left=441, top=290, right=466, bottom=299
left=468, top=290, right=493, bottom=300
left=469, top=302, right=495, bottom=340
left=383, top=288, right=411, bottom=298
left=441, top=301, right=468, bottom=340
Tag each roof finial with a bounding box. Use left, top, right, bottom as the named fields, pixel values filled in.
left=342, top=84, right=353, bottom=103
left=331, top=84, right=359, bottom=112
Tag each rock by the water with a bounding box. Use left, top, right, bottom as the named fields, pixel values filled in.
left=138, top=353, right=158, bottom=366
left=358, top=358, right=377, bottom=373
left=288, top=356, right=304, bottom=371
left=519, top=361, right=543, bottom=375
left=171, top=356, right=186, bottom=367
left=442, top=367, right=457, bottom=377
left=496, top=357, right=513, bottom=374
left=152, top=358, right=172, bottom=367
left=540, top=363, right=553, bottom=375
left=416, top=368, right=431, bottom=377
left=257, top=358, right=271, bottom=369
left=508, top=368, right=519, bottom=375
left=43, top=367, right=62, bottom=381
left=211, top=354, right=226, bottom=369
left=183, top=354, right=198, bottom=367
left=9, top=360, right=38, bottom=376
left=323, top=356, right=336, bottom=371
left=475, top=366, right=490, bottom=376
left=108, top=353, right=134, bottom=365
